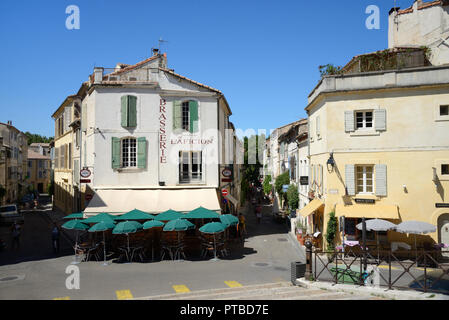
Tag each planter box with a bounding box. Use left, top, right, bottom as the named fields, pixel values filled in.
left=291, top=261, right=306, bottom=284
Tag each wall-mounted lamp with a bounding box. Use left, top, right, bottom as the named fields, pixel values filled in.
left=327, top=152, right=335, bottom=172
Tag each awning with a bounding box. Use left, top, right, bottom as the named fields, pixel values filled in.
left=335, top=204, right=399, bottom=219
left=299, top=198, right=324, bottom=217
left=225, top=194, right=239, bottom=207
left=84, top=188, right=221, bottom=216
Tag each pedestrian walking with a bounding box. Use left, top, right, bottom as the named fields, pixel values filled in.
left=11, top=221, right=21, bottom=250
left=238, top=213, right=247, bottom=237
left=51, top=223, right=60, bottom=254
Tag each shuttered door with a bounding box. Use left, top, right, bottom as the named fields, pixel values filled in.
left=374, top=109, right=386, bottom=131
left=137, top=137, right=147, bottom=169
left=344, top=111, right=355, bottom=132
left=189, top=100, right=199, bottom=133
left=345, top=164, right=355, bottom=196
left=375, top=164, right=387, bottom=196
left=111, top=137, right=120, bottom=169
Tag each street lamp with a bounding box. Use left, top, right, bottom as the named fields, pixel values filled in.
left=326, top=152, right=335, bottom=172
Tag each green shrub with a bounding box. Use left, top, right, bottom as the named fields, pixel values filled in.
left=325, top=211, right=338, bottom=250
left=262, top=175, right=272, bottom=196
left=287, top=184, right=299, bottom=211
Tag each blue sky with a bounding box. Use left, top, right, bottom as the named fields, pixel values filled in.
left=0, top=0, right=411, bottom=138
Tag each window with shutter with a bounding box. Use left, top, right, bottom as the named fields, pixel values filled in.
left=137, top=137, right=147, bottom=169
left=374, top=109, right=386, bottom=131
left=375, top=164, right=387, bottom=196
left=173, top=100, right=183, bottom=131
left=344, top=111, right=355, bottom=132
left=121, top=95, right=137, bottom=128
left=345, top=164, right=355, bottom=196
left=189, top=100, right=199, bottom=133
left=111, top=137, right=120, bottom=169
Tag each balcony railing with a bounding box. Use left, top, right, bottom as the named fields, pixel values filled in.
left=92, top=67, right=160, bottom=84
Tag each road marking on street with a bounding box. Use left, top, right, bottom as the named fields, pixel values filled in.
left=224, top=281, right=242, bottom=288
left=53, top=296, right=70, bottom=300
left=116, top=290, right=133, bottom=300
left=173, top=285, right=190, bottom=293
left=377, top=265, right=398, bottom=270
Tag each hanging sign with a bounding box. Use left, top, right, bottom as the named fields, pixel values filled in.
left=159, top=98, right=167, bottom=164
left=80, top=168, right=91, bottom=178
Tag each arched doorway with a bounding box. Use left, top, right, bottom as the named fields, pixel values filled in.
left=438, top=213, right=449, bottom=258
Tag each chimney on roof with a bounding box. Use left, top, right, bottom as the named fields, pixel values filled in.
left=7, top=121, right=12, bottom=125
left=152, top=48, right=159, bottom=56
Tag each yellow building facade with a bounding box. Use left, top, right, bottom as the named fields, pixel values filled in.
left=52, top=95, right=81, bottom=214
left=303, top=64, right=449, bottom=250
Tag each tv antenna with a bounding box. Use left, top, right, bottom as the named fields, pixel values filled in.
left=158, top=37, right=169, bottom=52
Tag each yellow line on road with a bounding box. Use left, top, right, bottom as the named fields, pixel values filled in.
left=116, top=290, right=133, bottom=300
left=53, top=296, right=70, bottom=300
left=224, top=281, right=242, bottom=288
left=173, top=285, right=190, bottom=293
left=377, top=265, right=398, bottom=270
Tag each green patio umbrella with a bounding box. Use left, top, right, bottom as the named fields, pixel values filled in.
left=220, top=214, right=239, bottom=227
left=88, top=221, right=116, bottom=266
left=112, top=221, right=144, bottom=255
left=61, top=220, right=89, bottom=264
left=62, top=219, right=89, bottom=230
left=154, top=209, right=184, bottom=221
left=114, top=209, right=154, bottom=221
left=143, top=220, right=165, bottom=229
left=83, top=212, right=117, bottom=224
left=163, top=218, right=195, bottom=231
left=163, top=219, right=195, bottom=261
left=184, top=207, right=220, bottom=219
left=143, top=220, right=165, bottom=261
left=199, top=222, right=228, bottom=234
left=199, top=222, right=228, bottom=261
left=63, top=212, right=84, bottom=220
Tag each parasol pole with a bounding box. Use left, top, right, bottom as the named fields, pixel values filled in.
left=103, top=231, right=107, bottom=266
left=71, top=230, right=80, bottom=265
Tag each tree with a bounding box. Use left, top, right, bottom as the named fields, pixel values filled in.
left=325, top=211, right=338, bottom=250
left=286, top=184, right=299, bottom=211
left=24, top=131, right=53, bottom=145
left=274, top=172, right=290, bottom=207
left=262, top=175, right=272, bottom=196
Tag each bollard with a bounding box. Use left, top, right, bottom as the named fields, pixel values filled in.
left=305, top=240, right=313, bottom=280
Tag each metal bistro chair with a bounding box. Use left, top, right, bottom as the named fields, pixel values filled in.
left=131, top=246, right=146, bottom=262
left=160, top=240, right=175, bottom=261
left=85, top=243, right=102, bottom=262
left=200, top=240, right=215, bottom=258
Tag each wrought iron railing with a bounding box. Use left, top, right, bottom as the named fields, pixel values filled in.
left=312, top=246, right=449, bottom=294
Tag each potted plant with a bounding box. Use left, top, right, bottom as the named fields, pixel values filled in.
left=296, top=220, right=307, bottom=245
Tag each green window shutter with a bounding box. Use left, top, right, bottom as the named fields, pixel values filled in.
left=189, top=100, right=199, bottom=133
left=112, top=137, right=120, bottom=169
left=173, top=100, right=182, bottom=131
left=137, top=137, right=147, bottom=169
left=121, top=96, right=128, bottom=127
left=345, top=164, right=355, bottom=196
left=128, top=96, right=137, bottom=127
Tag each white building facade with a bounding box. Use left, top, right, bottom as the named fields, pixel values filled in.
left=76, top=52, right=235, bottom=216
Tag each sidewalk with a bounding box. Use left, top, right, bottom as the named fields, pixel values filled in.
left=295, top=277, right=449, bottom=300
